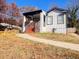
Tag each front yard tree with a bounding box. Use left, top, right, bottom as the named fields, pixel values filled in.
left=68, top=0, right=79, bottom=27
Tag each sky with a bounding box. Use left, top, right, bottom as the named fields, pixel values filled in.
left=7, top=0, right=69, bottom=11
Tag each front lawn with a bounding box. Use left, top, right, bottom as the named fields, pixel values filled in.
left=30, top=33, right=79, bottom=44
left=0, top=31, right=79, bottom=59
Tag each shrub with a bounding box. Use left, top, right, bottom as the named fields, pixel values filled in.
left=76, top=23, right=79, bottom=34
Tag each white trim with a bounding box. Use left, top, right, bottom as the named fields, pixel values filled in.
left=22, top=16, right=26, bottom=32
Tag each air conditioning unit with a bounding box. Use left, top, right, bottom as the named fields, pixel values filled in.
left=52, top=28, right=56, bottom=32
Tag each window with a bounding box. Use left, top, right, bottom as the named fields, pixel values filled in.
left=57, top=15, right=64, bottom=24
left=43, top=15, right=45, bottom=26
left=47, top=16, right=53, bottom=25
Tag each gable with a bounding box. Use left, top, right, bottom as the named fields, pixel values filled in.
left=47, top=7, right=67, bottom=12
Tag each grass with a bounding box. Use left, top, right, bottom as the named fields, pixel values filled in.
left=0, top=31, right=79, bottom=59
left=29, top=32, right=79, bottom=44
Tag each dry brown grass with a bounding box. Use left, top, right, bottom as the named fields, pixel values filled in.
left=0, top=31, right=79, bottom=59
left=30, top=33, right=79, bottom=44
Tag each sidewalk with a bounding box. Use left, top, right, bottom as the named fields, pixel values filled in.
left=17, top=33, right=79, bottom=52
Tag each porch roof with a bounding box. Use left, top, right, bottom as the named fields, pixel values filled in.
left=23, top=10, right=42, bottom=16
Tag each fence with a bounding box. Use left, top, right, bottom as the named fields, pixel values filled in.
left=67, top=28, right=76, bottom=33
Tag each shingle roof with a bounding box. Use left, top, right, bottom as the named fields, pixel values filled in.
left=23, top=10, right=42, bottom=16
left=47, top=7, right=68, bottom=13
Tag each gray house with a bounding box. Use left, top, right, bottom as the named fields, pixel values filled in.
left=22, top=7, right=67, bottom=34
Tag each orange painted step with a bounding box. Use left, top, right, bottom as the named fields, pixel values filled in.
left=26, top=26, right=34, bottom=33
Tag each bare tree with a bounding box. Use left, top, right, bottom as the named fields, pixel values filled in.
left=68, top=0, right=79, bottom=27
left=0, top=0, right=8, bottom=13
left=20, top=6, right=38, bottom=13
left=11, top=3, right=20, bottom=17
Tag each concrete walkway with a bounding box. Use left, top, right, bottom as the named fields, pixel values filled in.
left=17, top=33, right=79, bottom=52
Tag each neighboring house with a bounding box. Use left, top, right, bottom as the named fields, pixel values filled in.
left=22, top=7, right=67, bottom=34
left=0, top=13, right=22, bottom=31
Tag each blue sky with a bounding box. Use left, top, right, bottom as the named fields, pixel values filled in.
left=7, top=0, right=69, bottom=11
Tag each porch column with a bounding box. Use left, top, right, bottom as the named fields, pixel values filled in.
left=40, top=11, right=46, bottom=32
left=40, top=12, right=43, bottom=32
left=22, top=16, right=26, bottom=32
left=64, top=14, right=67, bottom=34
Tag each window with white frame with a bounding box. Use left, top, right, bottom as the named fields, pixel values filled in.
left=47, top=16, right=53, bottom=25
left=57, top=15, right=64, bottom=24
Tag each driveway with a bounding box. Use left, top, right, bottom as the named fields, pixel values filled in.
left=17, top=33, right=79, bottom=52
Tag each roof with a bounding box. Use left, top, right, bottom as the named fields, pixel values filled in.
left=0, top=23, right=21, bottom=30
left=0, top=23, right=10, bottom=27
left=23, top=10, right=42, bottom=16
left=47, top=7, right=68, bottom=13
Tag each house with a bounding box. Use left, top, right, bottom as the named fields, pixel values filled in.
left=22, top=7, right=67, bottom=34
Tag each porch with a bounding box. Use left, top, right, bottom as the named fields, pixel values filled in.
left=22, top=10, right=43, bottom=33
